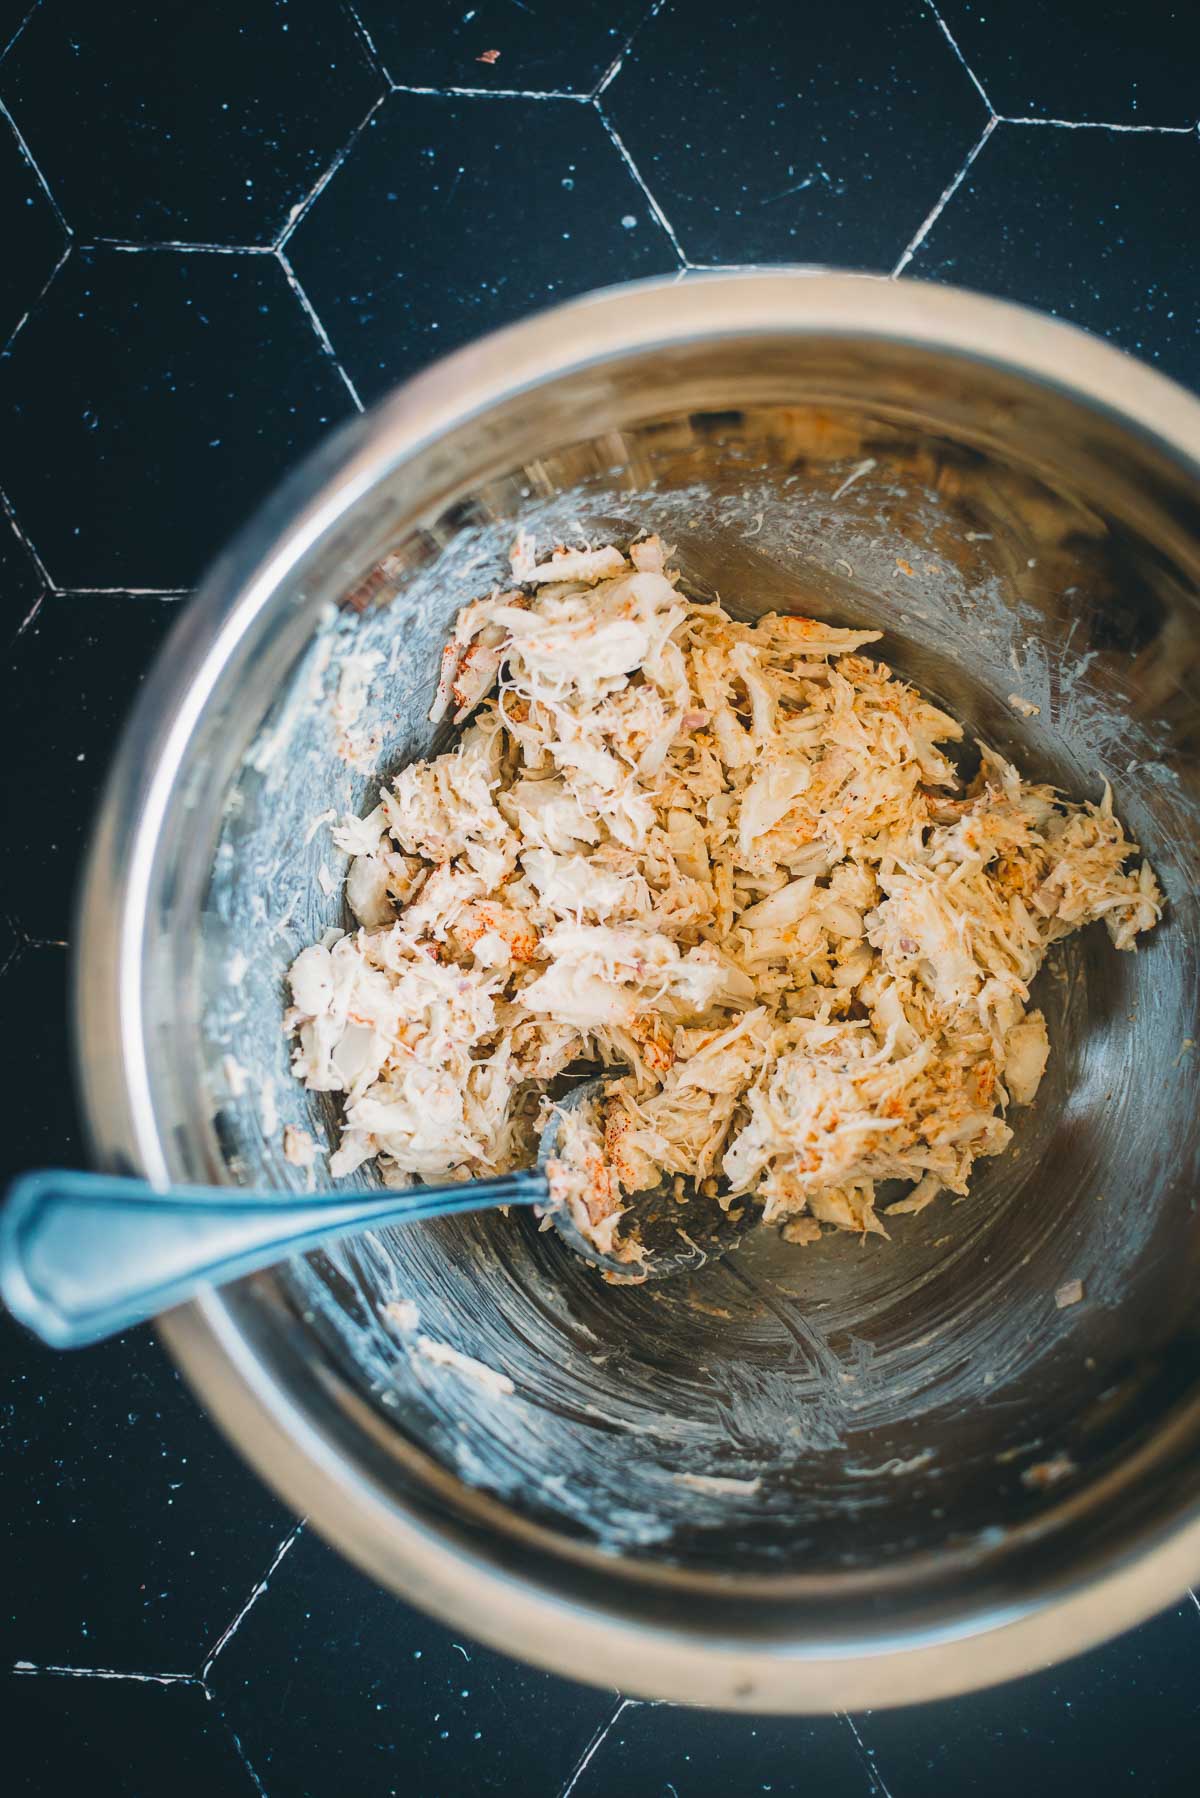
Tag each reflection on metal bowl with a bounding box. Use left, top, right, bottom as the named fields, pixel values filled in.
left=77, top=273, right=1200, bottom=1712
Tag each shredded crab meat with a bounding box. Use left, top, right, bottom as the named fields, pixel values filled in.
left=287, top=535, right=1162, bottom=1246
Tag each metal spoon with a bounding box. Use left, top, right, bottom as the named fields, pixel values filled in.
left=537, top=1081, right=756, bottom=1282
left=0, top=1079, right=755, bottom=1349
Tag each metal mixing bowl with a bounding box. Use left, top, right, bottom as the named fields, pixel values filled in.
left=76, top=273, right=1200, bottom=1712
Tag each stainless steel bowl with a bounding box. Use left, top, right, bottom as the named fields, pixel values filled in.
left=76, top=272, right=1200, bottom=1712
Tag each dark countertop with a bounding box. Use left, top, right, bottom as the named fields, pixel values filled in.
left=2, top=2, right=1198, bottom=1792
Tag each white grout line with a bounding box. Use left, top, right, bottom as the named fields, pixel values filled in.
left=217, top=1709, right=269, bottom=1797
left=340, top=0, right=390, bottom=86
left=1, top=236, right=70, bottom=357
left=87, top=238, right=274, bottom=254
left=892, top=114, right=998, bottom=277
left=594, top=56, right=626, bottom=97
left=11, top=1660, right=201, bottom=1686
left=275, top=250, right=364, bottom=412
left=840, top=1711, right=897, bottom=1798
left=594, top=102, right=687, bottom=266
left=0, top=0, right=42, bottom=71
left=1000, top=114, right=1197, bottom=133
left=56, top=587, right=188, bottom=597
left=0, top=95, right=71, bottom=236
left=10, top=591, right=45, bottom=642
left=200, top=1521, right=304, bottom=1682
left=592, top=0, right=669, bottom=99
left=921, top=0, right=993, bottom=113
left=557, top=1696, right=634, bottom=1798
left=389, top=82, right=589, bottom=102
left=6, top=918, right=65, bottom=948
left=0, top=486, right=53, bottom=587
left=275, top=93, right=386, bottom=249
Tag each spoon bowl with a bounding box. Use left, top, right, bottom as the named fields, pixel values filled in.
left=540, top=1078, right=757, bottom=1280
left=0, top=1076, right=746, bottom=1346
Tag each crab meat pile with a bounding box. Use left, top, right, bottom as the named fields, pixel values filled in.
left=285, top=536, right=1161, bottom=1252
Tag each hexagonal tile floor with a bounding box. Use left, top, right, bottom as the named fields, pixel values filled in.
left=2, top=3, right=1199, bottom=1794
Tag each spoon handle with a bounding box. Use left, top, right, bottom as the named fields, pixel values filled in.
left=0, top=1166, right=547, bottom=1349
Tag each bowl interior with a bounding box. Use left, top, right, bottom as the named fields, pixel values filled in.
left=145, top=327, right=1200, bottom=1620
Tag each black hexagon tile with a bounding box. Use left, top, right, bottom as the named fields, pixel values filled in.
left=0, top=248, right=356, bottom=591
left=937, top=0, right=1200, bottom=124
left=603, top=0, right=988, bottom=269
left=286, top=91, right=680, bottom=403
left=0, top=1297, right=297, bottom=1669
left=1, top=500, right=43, bottom=634
left=5, top=1674, right=260, bottom=1797
left=906, top=124, right=1200, bottom=394
left=859, top=1603, right=1200, bottom=1798
left=212, top=1527, right=622, bottom=1796
left=0, top=941, right=298, bottom=1673
left=0, top=947, right=81, bottom=1168
left=2, top=0, right=381, bottom=245
left=353, top=0, right=646, bottom=94
left=0, top=103, right=66, bottom=351
left=2, top=597, right=181, bottom=941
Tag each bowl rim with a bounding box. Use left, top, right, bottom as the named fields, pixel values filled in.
left=74, top=268, right=1200, bottom=1711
